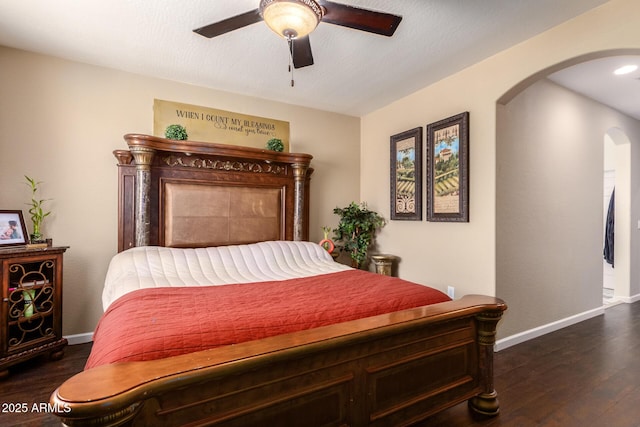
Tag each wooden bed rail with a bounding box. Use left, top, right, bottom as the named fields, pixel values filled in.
left=51, top=295, right=506, bottom=427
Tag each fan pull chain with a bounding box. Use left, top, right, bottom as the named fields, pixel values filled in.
left=287, top=35, right=295, bottom=87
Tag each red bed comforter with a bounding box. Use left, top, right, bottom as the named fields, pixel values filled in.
left=85, top=269, right=450, bottom=369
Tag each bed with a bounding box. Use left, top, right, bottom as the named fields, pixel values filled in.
left=51, top=134, right=506, bottom=426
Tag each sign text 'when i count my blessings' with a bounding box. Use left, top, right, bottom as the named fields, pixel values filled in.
left=153, top=99, right=290, bottom=151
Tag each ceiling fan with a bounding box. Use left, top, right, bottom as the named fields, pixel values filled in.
left=193, top=0, right=402, bottom=70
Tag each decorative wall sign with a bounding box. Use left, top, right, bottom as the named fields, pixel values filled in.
left=426, top=112, right=469, bottom=222
left=0, top=210, right=29, bottom=247
left=153, top=99, right=290, bottom=151
left=390, top=127, right=422, bottom=221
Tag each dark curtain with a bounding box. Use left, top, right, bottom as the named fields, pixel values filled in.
left=604, top=189, right=615, bottom=267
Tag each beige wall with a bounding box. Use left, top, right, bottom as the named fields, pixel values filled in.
left=496, top=78, right=640, bottom=337
left=0, top=47, right=360, bottom=336
left=361, top=0, right=640, bottom=337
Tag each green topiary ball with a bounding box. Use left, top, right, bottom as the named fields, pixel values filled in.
left=266, top=138, right=284, bottom=152
left=165, top=124, right=188, bottom=140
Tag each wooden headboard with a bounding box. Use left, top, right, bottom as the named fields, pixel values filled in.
left=113, top=134, right=313, bottom=252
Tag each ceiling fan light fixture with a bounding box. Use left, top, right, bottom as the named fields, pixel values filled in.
left=260, top=0, right=323, bottom=39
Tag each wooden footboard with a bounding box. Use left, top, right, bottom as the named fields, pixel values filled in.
left=51, top=295, right=505, bottom=427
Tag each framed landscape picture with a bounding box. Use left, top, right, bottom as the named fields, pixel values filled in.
left=426, top=112, right=469, bottom=222
left=0, top=210, right=29, bottom=247
left=390, top=127, right=422, bottom=221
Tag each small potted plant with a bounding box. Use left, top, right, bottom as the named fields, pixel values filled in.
left=333, top=202, right=386, bottom=269
left=266, top=138, right=284, bottom=152
left=25, top=175, right=51, bottom=243
left=165, top=124, right=188, bottom=140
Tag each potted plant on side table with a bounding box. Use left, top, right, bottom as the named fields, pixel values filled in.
left=24, top=175, right=51, bottom=244
left=333, top=202, right=385, bottom=269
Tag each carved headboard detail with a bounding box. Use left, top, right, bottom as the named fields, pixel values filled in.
left=114, top=134, right=313, bottom=252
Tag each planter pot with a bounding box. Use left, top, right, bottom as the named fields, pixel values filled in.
left=30, top=233, right=45, bottom=244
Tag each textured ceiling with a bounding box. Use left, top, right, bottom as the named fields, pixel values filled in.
left=0, top=0, right=621, bottom=117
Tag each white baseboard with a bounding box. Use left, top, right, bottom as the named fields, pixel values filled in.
left=616, top=292, right=640, bottom=304
left=494, top=305, right=605, bottom=352
left=64, top=332, right=93, bottom=345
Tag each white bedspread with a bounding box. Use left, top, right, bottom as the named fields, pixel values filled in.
left=102, top=241, right=351, bottom=310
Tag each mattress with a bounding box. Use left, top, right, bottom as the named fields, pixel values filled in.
left=102, top=241, right=352, bottom=310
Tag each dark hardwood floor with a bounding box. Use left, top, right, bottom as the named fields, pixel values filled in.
left=420, top=301, right=640, bottom=427
left=1, top=301, right=638, bottom=427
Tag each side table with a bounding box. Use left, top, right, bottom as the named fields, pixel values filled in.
left=371, top=254, right=397, bottom=276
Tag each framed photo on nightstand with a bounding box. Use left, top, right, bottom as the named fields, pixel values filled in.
left=0, top=210, right=29, bottom=247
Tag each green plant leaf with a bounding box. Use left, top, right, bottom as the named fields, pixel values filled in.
left=165, top=124, right=188, bottom=140
left=24, top=176, right=51, bottom=234
left=332, top=201, right=385, bottom=268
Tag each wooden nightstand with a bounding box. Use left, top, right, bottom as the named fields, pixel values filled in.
left=0, top=246, right=68, bottom=378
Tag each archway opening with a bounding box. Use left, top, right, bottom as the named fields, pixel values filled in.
left=495, top=50, right=640, bottom=345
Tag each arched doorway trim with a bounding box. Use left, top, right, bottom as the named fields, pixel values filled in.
left=498, top=49, right=640, bottom=106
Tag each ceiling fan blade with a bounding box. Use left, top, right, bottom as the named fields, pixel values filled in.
left=319, top=1, right=402, bottom=37
left=193, top=9, right=262, bottom=38
left=291, top=36, right=314, bottom=69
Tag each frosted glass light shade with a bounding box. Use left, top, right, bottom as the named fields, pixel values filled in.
left=260, top=0, right=322, bottom=39
left=614, top=65, right=638, bottom=75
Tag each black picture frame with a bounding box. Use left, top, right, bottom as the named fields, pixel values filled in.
left=390, top=127, right=422, bottom=221
left=0, top=210, right=29, bottom=247
left=426, top=112, right=469, bottom=222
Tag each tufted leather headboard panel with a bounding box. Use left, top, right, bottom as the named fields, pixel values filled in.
left=163, top=181, right=282, bottom=247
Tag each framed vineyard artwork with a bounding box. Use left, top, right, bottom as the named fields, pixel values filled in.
left=426, top=112, right=469, bottom=222
left=390, top=127, right=422, bottom=221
